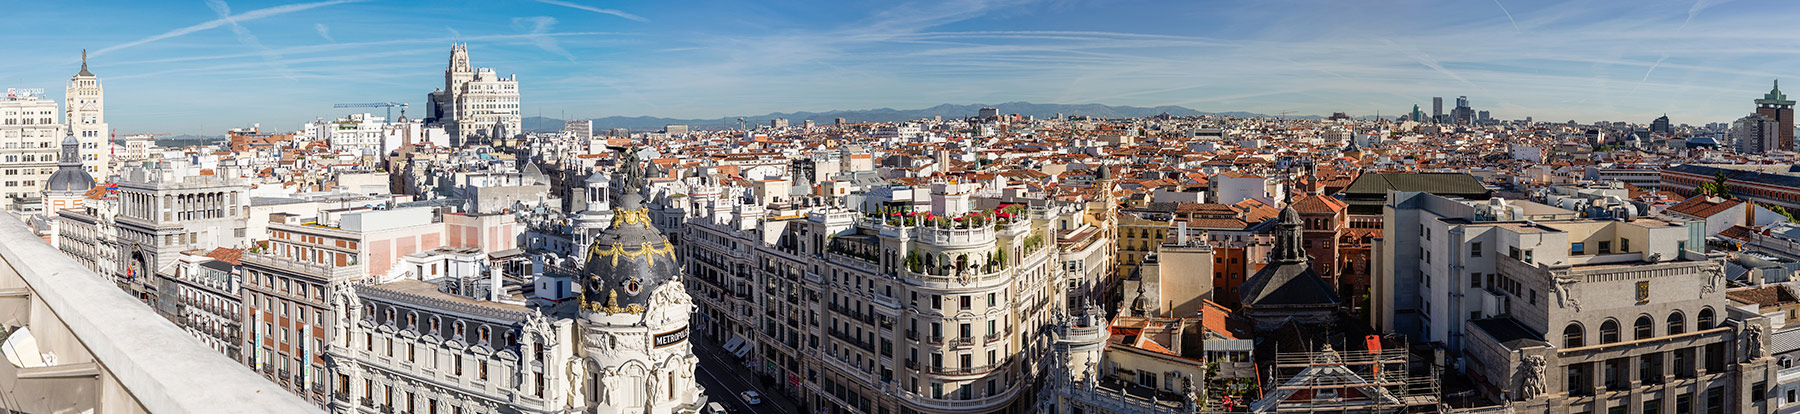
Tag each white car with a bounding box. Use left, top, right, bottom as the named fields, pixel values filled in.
left=739, top=390, right=763, bottom=405
left=705, top=402, right=730, bottom=414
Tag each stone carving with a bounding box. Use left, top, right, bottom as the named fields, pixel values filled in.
left=1552, top=276, right=1581, bottom=311
left=646, top=369, right=665, bottom=402
left=1702, top=264, right=1724, bottom=295
left=567, top=358, right=588, bottom=405
left=1314, top=344, right=1341, bottom=365
left=1745, top=323, right=1766, bottom=362
left=594, top=369, right=617, bottom=405
left=1182, top=373, right=1200, bottom=412
left=1519, top=355, right=1547, bottom=400
left=1083, top=360, right=1098, bottom=389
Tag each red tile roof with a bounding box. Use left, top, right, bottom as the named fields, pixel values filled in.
left=1666, top=195, right=1743, bottom=219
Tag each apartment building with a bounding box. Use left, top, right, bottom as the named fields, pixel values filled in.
left=684, top=181, right=1065, bottom=414
left=159, top=251, right=244, bottom=359
left=0, top=90, right=62, bottom=201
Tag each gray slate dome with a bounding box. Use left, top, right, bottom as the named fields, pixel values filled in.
left=578, top=148, right=678, bottom=315
left=44, top=135, right=94, bottom=193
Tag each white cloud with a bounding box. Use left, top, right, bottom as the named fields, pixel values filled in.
left=92, top=0, right=364, bottom=57
left=532, top=0, right=647, bottom=23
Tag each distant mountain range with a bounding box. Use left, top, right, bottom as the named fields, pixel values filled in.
left=524, top=102, right=1322, bottom=132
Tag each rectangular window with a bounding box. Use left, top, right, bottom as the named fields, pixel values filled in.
left=1470, top=242, right=1482, bottom=257
left=1524, top=249, right=1534, bottom=264
left=1599, top=241, right=1612, bottom=254
left=1705, top=386, right=1723, bottom=414
left=1470, top=272, right=1481, bottom=288
left=1621, top=238, right=1630, bottom=252
left=1571, top=242, right=1585, bottom=255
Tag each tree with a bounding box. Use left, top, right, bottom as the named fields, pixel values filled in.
left=1698, top=171, right=1733, bottom=199
left=1766, top=204, right=1800, bottom=223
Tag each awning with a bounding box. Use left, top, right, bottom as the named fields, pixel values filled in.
left=722, top=335, right=747, bottom=354
left=733, top=341, right=756, bottom=359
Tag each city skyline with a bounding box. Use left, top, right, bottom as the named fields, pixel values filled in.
left=5, top=0, right=1800, bottom=134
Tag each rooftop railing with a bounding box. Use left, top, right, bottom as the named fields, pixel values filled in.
left=0, top=212, right=315, bottom=413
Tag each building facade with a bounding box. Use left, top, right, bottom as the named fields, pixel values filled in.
left=1755, top=80, right=1795, bottom=152
left=0, top=89, right=62, bottom=202
left=430, top=44, right=521, bottom=146
left=65, top=51, right=110, bottom=178
left=685, top=180, right=1065, bottom=414
left=113, top=161, right=249, bottom=303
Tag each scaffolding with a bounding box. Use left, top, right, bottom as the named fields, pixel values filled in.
left=1248, top=343, right=1442, bottom=413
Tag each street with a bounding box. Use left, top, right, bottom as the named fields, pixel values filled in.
left=692, top=334, right=803, bottom=414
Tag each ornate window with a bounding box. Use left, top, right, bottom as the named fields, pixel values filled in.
left=1635, top=315, right=1654, bottom=340
left=1599, top=319, right=1620, bottom=344
left=1668, top=312, right=1686, bottom=335
left=1564, top=323, right=1584, bottom=348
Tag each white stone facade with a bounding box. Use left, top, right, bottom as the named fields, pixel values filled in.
left=65, top=54, right=110, bottom=178
left=0, top=92, right=61, bottom=201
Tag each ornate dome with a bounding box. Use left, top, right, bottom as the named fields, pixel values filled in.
left=577, top=149, right=678, bottom=316
left=44, top=135, right=94, bottom=193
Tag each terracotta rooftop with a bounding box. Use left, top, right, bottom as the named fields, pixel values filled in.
left=1665, top=195, right=1743, bottom=219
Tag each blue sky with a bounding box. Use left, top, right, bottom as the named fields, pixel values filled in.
left=2, top=0, right=1798, bottom=134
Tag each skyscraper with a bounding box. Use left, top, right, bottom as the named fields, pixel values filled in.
left=1432, top=97, right=1443, bottom=123
left=65, top=50, right=109, bottom=179
left=1651, top=115, right=1672, bottom=134
left=1451, top=96, right=1474, bottom=125
left=1754, top=79, right=1794, bottom=151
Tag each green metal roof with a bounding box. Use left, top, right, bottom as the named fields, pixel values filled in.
left=1757, top=79, right=1795, bottom=106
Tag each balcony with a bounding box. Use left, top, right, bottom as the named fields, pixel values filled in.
left=0, top=213, right=315, bottom=413
left=925, top=356, right=1011, bottom=376
left=891, top=377, right=1023, bottom=413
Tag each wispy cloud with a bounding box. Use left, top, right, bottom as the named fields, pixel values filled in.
left=204, top=0, right=295, bottom=79
left=315, top=23, right=334, bottom=42
left=513, top=17, right=576, bottom=61
left=532, top=0, right=647, bottom=23
left=1492, top=0, right=1520, bottom=33
left=91, top=0, right=363, bottom=58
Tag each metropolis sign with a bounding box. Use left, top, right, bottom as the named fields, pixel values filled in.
left=654, top=326, right=690, bottom=348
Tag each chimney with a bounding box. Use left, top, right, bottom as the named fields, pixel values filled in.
left=491, top=260, right=508, bottom=302
left=1177, top=221, right=1189, bottom=245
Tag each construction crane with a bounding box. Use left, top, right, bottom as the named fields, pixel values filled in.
left=333, top=102, right=409, bottom=125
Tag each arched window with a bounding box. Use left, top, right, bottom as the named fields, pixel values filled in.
left=1668, top=312, right=1685, bottom=335
left=1635, top=315, right=1654, bottom=340
left=1698, top=308, right=1715, bottom=330
left=1600, top=319, right=1621, bottom=344
left=1564, top=323, right=1584, bottom=348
